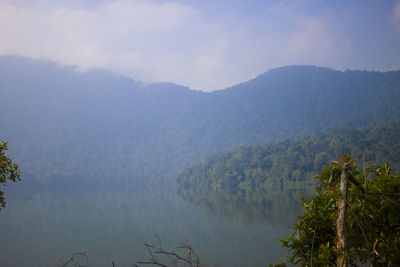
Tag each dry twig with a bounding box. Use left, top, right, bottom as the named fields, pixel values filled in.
left=55, top=251, right=91, bottom=267
left=137, top=234, right=202, bottom=267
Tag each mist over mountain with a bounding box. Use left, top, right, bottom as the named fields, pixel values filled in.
left=1, top=55, right=399, bottom=188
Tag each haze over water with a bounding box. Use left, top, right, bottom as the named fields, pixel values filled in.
left=0, top=182, right=298, bottom=267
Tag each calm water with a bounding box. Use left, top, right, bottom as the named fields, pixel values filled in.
left=0, top=181, right=300, bottom=267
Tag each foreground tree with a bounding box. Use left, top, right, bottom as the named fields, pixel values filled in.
left=0, top=140, right=21, bottom=209
left=278, top=155, right=400, bottom=266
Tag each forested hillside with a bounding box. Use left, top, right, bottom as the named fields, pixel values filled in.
left=1, top=56, right=400, bottom=189
left=176, top=123, right=400, bottom=223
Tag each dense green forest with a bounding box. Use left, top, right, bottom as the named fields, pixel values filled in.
left=176, top=123, right=400, bottom=223
left=1, top=56, right=400, bottom=191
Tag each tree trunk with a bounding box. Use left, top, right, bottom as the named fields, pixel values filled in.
left=337, top=163, right=350, bottom=267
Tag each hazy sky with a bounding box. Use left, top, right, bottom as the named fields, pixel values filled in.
left=1, top=0, right=400, bottom=91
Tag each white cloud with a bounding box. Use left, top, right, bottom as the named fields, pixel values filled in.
left=0, top=0, right=356, bottom=91
left=280, top=17, right=349, bottom=66
left=0, top=0, right=233, bottom=90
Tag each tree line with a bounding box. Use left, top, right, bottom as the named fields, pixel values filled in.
left=176, top=122, right=400, bottom=204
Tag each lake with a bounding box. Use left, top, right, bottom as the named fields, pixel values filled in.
left=0, top=180, right=302, bottom=267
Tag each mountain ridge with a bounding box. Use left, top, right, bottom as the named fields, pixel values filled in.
left=3, top=55, right=399, bottom=93
left=1, top=55, right=399, bottom=188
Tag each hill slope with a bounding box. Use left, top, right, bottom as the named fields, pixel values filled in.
left=1, top=56, right=400, bottom=187
left=175, top=123, right=400, bottom=223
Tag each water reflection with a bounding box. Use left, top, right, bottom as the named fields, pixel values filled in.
left=177, top=183, right=314, bottom=227
left=0, top=182, right=299, bottom=267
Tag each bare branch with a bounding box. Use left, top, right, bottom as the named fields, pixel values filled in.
left=55, top=251, right=91, bottom=267
left=137, top=235, right=203, bottom=267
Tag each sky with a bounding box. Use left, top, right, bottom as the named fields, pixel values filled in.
left=1, top=0, right=400, bottom=92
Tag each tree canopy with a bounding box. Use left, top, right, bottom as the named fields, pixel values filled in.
left=176, top=123, right=400, bottom=219
left=0, top=140, right=21, bottom=209
left=278, top=157, right=400, bottom=266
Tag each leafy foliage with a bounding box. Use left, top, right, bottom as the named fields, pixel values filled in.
left=0, top=140, right=20, bottom=209
left=176, top=123, right=400, bottom=215
left=279, top=159, right=400, bottom=266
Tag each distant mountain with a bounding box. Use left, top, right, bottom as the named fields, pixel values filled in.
left=0, top=56, right=399, bottom=188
